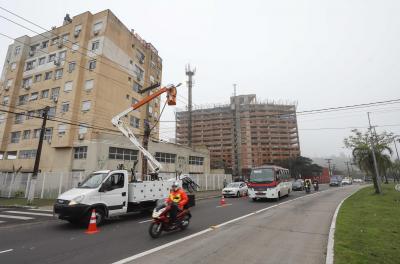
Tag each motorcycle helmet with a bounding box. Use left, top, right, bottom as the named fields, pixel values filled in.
left=172, top=181, right=180, bottom=188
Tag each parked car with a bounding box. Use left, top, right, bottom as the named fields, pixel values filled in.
left=353, top=178, right=363, bottom=183
left=342, top=177, right=353, bottom=185
left=329, top=175, right=343, bottom=187
left=222, top=182, right=248, bottom=197
left=292, top=179, right=304, bottom=191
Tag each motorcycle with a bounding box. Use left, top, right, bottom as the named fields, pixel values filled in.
left=305, top=184, right=311, bottom=193
left=313, top=183, right=319, bottom=191
left=149, top=199, right=191, bottom=238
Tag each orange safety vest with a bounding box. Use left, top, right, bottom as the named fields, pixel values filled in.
left=167, top=188, right=188, bottom=209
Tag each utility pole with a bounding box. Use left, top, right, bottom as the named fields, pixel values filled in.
left=367, top=112, right=382, bottom=193
left=141, top=120, right=150, bottom=180
left=27, top=106, right=49, bottom=204
left=344, top=161, right=351, bottom=177
left=185, top=64, right=195, bottom=148
left=393, top=136, right=399, bottom=161
left=325, top=158, right=332, bottom=177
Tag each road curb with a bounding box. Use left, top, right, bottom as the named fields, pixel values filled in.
left=325, top=185, right=369, bottom=264
left=0, top=205, right=37, bottom=209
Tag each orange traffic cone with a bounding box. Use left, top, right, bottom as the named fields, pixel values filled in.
left=85, top=209, right=99, bottom=234
left=220, top=196, right=226, bottom=206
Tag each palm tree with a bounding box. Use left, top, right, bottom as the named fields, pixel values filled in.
left=345, top=129, right=394, bottom=194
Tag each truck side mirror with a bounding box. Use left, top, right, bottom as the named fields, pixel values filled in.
left=77, top=182, right=81, bottom=187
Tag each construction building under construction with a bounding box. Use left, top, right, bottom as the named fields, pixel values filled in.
left=175, top=94, right=301, bottom=177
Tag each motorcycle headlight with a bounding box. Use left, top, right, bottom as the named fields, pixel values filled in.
left=68, top=195, right=85, bottom=206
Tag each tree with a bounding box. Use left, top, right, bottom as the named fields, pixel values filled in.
left=344, top=129, right=394, bottom=193
left=275, top=156, right=323, bottom=179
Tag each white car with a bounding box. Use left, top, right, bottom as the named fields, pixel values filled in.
left=222, top=182, right=248, bottom=197
left=342, top=178, right=353, bottom=185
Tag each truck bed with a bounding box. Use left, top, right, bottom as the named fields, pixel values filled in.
left=128, top=180, right=174, bottom=203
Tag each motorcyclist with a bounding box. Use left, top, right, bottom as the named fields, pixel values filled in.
left=167, top=181, right=188, bottom=225
left=304, top=179, right=312, bottom=190
left=312, top=179, right=319, bottom=190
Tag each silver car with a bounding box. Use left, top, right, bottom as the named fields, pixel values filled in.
left=222, top=182, right=248, bottom=197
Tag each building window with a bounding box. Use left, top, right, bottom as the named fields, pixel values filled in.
left=22, top=130, right=30, bottom=139
left=0, top=151, right=4, bottom=160
left=136, top=49, right=145, bottom=63
left=2, top=96, right=9, bottom=105
left=0, top=113, right=5, bottom=124
left=130, top=116, right=140, bottom=128
left=132, top=82, right=142, bottom=92
left=82, top=100, right=91, bottom=111
left=72, top=43, right=79, bottom=51
left=41, top=40, right=49, bottom=49
left=79, top=124, right=88, bottom=134
left=74, top=25, right=82, bottom=36
left=15, top=46, right=21, bottom=55
left=6, top=151, right=17, bottom=160
left=50, top=87, right=60, bottom=99
left=45, top=71, right=53, bottom=80
left=85, top=79, right=94, bottom=90
left=18, top=94, right=28, bottom=105
left=34, top=74, right=42, bottom=82
left=22, top=77, right=33, bottom=89
left=189, top=156, right=204, bottom=165
left=48, top=107, right=56, bottom=118
left=58, top=51, right=67, bottom=62
left=58, top=124, right=66, bottom=135
left=48, top=53, right=56, bottom=62
left=91, top=40, right=100, bottom=51
left=33, top=129, right=40, bottom=138
left=30, top=92, right=39, bottom=101
left=68, top=61, right=75, bottom=72
left=61, top=34, right=69, bottom=43
left=41, top=89, right=49, bottom=98
left=74, top=146, right=87, bottom=159
left=6, top=79, right=13, bottom=89
left=64, top=81, right=73, bottom=92
left=108, top=147, right=138, bottom=161
left=155, top=152, right=176, bottom=163
left=14, top=113, right=24, bottom=124
left=93, top=21, right=103, bottom=33
left=134, top=65, right=144, bottom=81
left=38, top=57, right=46, bottom=65
left=61, top=102, right=69, bottom=113
left=26, top=111, right=35, bottom=119
left=19, top=149, right=37, bottom=159
left=89, top=60, right=96, bottom=70
left=26, top=60, right=35, bottom=71
left=55, top=69, right=63, bottom=79
left=44, top=128, right=53, bottom=141
left=11, top=131, right=21, bottom=143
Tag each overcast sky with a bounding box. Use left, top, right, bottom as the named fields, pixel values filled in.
left=0, top=0, right=399, bottom=158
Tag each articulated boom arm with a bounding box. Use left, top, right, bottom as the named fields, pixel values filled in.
left=111, top=84, right=178, bottom=174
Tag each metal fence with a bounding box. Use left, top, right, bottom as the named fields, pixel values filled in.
left=0, top=172, right=232, bottom=199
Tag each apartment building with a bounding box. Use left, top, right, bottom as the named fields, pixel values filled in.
left=0, top=10, right=164, bottom=172
left=176, top=94, right=301, bottom=176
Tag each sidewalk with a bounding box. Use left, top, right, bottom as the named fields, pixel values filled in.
left=129, top=186, right=361, bottom=264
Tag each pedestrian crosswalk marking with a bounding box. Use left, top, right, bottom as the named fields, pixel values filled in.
left=5, top=211, right=53, bottom=217
left=0, top=214, right=34, bottom=220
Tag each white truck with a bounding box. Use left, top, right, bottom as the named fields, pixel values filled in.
left=53, top=170, right=177, bottom=224
left=53, top=84, right=195, bottom=225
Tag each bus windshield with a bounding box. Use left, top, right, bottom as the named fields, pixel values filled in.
left=250, top=168, right=275, bottom=183
left=78, top=173, right=108, bottom=188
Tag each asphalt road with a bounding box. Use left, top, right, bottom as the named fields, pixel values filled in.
left=0, top=185, right=339, bottom=264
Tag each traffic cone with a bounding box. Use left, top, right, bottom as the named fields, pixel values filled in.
left=220, top=196, right=226, bottom=206
left=85, top=209, right=99, bottom=234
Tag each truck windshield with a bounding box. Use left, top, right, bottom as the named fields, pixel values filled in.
left=78, top=173, right=108, bottom=188
left=250, top=168, right=275, bottom=183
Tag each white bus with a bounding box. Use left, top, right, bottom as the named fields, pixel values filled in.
left=247, top=165, right=292, bottom=201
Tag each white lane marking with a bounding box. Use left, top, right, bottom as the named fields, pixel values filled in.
left=0, top=214, right=34, bottom=220
left=216, top=203, right=233, bottom=208
left=0, top=221, right=5, bottom=224
left=139, top=219, right=153, bottom=224
left=112, top=228, right=213, bottom=264
left=0, top=249, right=13, bottom=254
left=4, top=211, right=53, bottom=217
left=29, top=209, right=53, bottom=212
left=113, top=187, right=335, bottom=264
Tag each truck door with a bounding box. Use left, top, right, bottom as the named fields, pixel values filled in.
left=100, top=172, right=128, bottom=216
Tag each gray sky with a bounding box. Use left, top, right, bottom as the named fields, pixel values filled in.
left=0, top=0, right=399, bottom=158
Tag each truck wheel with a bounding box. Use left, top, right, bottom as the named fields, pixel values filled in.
left=252, top=198, right=257, bottom=202
left=67, top=219, right=80, bottom=225
left=84, top=208, right=105, bottom=226
left=149, top=222, right=163, bottom=238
